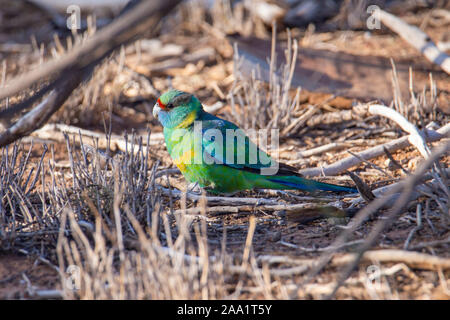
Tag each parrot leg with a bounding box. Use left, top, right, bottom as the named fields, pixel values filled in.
left=187, top=182, right=201, bottom=194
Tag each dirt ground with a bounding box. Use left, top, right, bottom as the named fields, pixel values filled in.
left=0, top=1, right=449, bottom=299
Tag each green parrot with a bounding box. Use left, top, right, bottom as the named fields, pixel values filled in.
left=153, top=89, right=357, bottom=194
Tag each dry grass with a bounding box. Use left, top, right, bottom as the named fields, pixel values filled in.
left=228, top=27, right=302, bottom=132
left=0, top=135, right=295, bottom=299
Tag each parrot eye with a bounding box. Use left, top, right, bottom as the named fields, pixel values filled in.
left=166, top=103, right=174, bottom=109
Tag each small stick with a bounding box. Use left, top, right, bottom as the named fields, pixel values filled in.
left=347, top=150, right=394, bottom=179
left=403, top=204, right=423, bottom=250
left=172, top=206, right=239, bottom=215
left=268, top=265, right=309, bottom=277
left=332, top=249, right=450, bottom=271
left=18, top=248, right=60, bottom=273
left=281, top=105, right=317, bottom=136
left=347, top=171, right=375, bottom=203
left=279, top=239, right=364, bottom=253
left=383, top=146, right=410, bottom=174
left=409, top=236, right=450, bottom=250
left=31, top=289, right=64, bottom=299
left=297, top=142, right=347, bottom=158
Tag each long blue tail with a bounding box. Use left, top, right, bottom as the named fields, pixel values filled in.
left=268, top=176, right=357, bottom=193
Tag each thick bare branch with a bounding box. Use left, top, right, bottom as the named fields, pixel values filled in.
left=0, top=72, right=82, bottom=147
left=0, top=0, right=182, bottom=148
left=0, top=0, right=181, bottom=101
left=378, top=9, right=450, bottom=74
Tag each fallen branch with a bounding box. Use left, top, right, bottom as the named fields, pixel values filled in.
left=30, top=289, right=64, bottom=300
left=173, top=206, right=239, bottom=215
left=159, top=187, right=283, bottom=206
left=172, top=202, right=344, bottom=216
left=368, top=104, right=430, bottom=158
left=159, top=187, right=344, bottom=208
left=302, top=140, right=449, bottom=294
left=333, top=249, right=450, bottom=271
left=327, top=141, right=450, bottom=298
left=281, top=106, right=317, bottom=136
left=30, top=123, right=164, bottom=152
left=258, top=248, right=450, bottom=271
left=378, top=9, right=450, bottom=74
left=268, top=265, right=310, bottom=277
left=279, top=239, right=364, bottom=253
left=300, top=122, right=450, bottom=177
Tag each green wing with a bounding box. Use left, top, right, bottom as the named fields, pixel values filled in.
left=199, top=117, right=267, bottom=169
left=198, top=113, right=300, bottom=176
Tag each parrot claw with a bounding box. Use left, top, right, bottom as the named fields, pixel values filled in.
left=187, top=182, right=202, bottom=194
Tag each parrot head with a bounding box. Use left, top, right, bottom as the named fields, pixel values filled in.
left=153, top=90, right=203, bottom=129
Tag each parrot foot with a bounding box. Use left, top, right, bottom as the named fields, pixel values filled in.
left=187, top=182, right=202, bottom=194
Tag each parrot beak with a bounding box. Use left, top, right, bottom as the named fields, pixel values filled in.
left=153, top=103, right=161, bottom=119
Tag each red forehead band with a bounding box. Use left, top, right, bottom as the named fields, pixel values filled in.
left=157, top=98, right=166, bottom=109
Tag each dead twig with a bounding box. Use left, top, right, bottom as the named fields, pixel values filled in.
left=347, top=171, right=375, bottom=202
left=332, top=249, right=450, bottom=271
left=297, top=142, right=347, bottom=158
left=409, top=236, right=450, bottom=250
left=403, top=204, right=423, bottom=250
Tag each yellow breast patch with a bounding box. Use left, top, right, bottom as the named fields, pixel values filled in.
left=173, top=149, right=195, bottom=172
